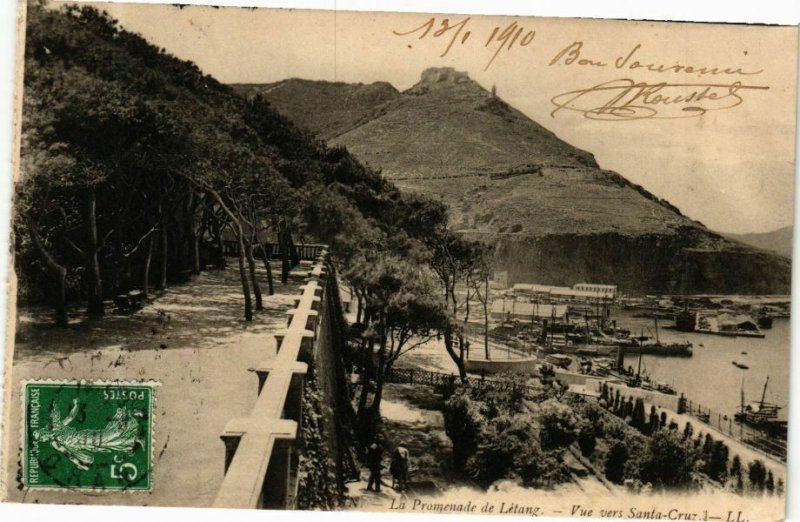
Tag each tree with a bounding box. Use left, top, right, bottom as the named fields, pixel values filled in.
left=648, top=406, right=660, bottom=434
left=640, top=430, right=695, bottom=490
left=355, top=253, right=449, bottom=434
left=605, top=442, right=629, bottom=484
left=536, top=399, right=580, bottom=450
left=630, top=398, right=647, bottom=433
left=730, top=455, right=744, bottom=494
left=464, top=246, right=492, bottom=360
left=682, top=422, right=693, bottom=441
left=705, top=441, right=729, bottom=483
left=444, top=390, right=485, bottom=471
left=427, top=230, right=485, bottom=380
left=765, top=471, right=775, bottom=495
left=747, top=460, right=767, bottom=491
left=577, top=425, right=596, bottom=457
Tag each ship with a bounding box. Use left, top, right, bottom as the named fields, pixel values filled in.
left=633, top=341, right=693, bottom=357
left=630, top=317, right=694, bottom=357
left=756, top=308, right=774, bottom=329
left=734, top=376, right=787, bottom=438
left=674, top=302, right=697, bottom=332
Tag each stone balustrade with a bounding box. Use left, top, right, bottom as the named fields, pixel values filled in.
left=213, top=250, right=329, bottom=509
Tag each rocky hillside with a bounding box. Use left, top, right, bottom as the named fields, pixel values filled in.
left=233, top=68, right=792, bottom=294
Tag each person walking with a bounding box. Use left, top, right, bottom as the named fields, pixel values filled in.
left=366, top=440, right=384, bottom=492
left=390, top=444, right=410, bottom=491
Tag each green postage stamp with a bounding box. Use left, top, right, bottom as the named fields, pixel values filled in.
left=22, top=380, right=156, bottom=491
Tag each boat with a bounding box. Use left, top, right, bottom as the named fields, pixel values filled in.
left=592, top=358, right=616, bottom=377
left=545, top=353, right=572, bottom=369
left=757, top=310, right=774, bottom=330
left=655, top=381, right=676, bottom=395
left=734, top=376, right=786, bottom=438
left=674, top=303, right=696, bottom=332
left=631, top=317, right=693, bottom=357
left=625, top=347, right=646, bottom=388
left=573, top=345, right=617, bottom=357
left=731, top=361, right=749, bottom=370
left=634, top=341, right=693, bottom=357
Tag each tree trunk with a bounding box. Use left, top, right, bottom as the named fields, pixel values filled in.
left=188, top=190, right=201, bottom=275
left=177, top=177, right=251, bottom=320
left=243, top=238, right=262, bottom=311
left=158, top=222, right=168, bottom=290
left=259, top=243, right=274, bottom=295
left=235, top=230, right=253, bottom=321
left=85, top=191, right=104, bottom=317
left=370, top=325, right=388, bottom=425
left=142, top=233, right=154, bottom=299
left=444, top=329, right=467, bottom=380
left=27, top=219, right=68, bottom=327
left=212, top=217, right=226, bottom=269
left=192, top=233, right=201, bottom=275
left=357, top=336, right=374, bottom=417
left=288, top=234, right=299, bottom=268
left=279, top=227, right=290, bottom=284
left=355, top=289, right=363, bottom=324
left=483, top=318, right=490, bottom=360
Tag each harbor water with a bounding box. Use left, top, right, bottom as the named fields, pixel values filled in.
left=616, top=312, right=790, bottom=421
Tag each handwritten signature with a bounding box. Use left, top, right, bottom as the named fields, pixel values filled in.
left=550, top=79, right=769, bottom=121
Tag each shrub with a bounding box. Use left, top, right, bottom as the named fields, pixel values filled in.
left=443, top=389, right=485, bottom=471
left=536, top=399, right=580, bottom=450
left=466, top=414, right=538, bottom=487
left=297, top=374, right=342, bottom=509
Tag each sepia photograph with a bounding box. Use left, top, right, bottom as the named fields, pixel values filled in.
left=0, top=1, right=797, bottom=521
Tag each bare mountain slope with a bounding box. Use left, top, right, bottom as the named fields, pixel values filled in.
left=233, top=79, right=400, bottom=140
left=235, top=68, right=791, bottom=294
left=725, top=226, right=793, bottom=259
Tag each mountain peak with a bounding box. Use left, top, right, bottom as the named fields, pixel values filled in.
left=418, top=67, right=471, bottom=85
left=406, top=67, right=485, bottom=96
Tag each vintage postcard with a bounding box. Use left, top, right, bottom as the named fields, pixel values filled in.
left=1, top=1, right=797, bottom=521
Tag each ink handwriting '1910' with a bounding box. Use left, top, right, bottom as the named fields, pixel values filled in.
left=392, top=17, right=536, bottom=71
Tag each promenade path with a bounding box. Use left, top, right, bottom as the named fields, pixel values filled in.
left=3, top=263, right=308, bottom=507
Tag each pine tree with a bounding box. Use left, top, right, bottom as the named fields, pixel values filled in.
left=730, top=455, right=743, bottom=495
left=765, top=471, right=775, bottom=495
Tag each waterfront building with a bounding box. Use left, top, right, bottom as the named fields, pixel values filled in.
left=490, top=299, right=569, bottom=323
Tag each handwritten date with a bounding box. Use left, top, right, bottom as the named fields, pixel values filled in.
left=393, top=17, right=535, bottom=71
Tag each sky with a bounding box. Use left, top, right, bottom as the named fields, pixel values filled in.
left=64, top=3, right=799, bottom=234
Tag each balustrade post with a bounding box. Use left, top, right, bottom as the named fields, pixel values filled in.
left=261, top=438, right=293, bottom=509
left=221, top=435, right=241, bottom=474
